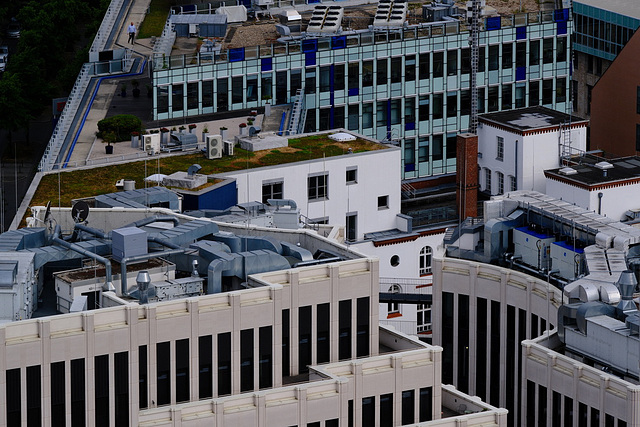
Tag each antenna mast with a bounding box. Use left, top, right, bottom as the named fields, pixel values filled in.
left=469, top=0, right=480, bottom=134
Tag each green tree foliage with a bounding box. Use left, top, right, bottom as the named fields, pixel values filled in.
left=97, top=115, right=142, bottom=142
left=0, top=72, right=31, bottom=132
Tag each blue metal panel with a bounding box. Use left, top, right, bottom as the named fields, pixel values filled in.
left=229, top=48, right=245, bottom=62
left=239, top=0, right=251, bottom=7
left=174, top=24, right=189, bottom=37
left=332, top=36, right=346, bottom=49
left=348, top=88, right=359, bottom=96
left=516, top=67, right=525, bottom=81
left=557, top=21, right=567, bottom=35
left=405, top=163, right=415, bottom=172
left=261, top=57, right=273, bottom=72
left=305, top=52, right=316, bottom=66
left=554, top=9, right=569, bottom=22
left=405, top=122, right=415, bottom=131
left=183, top=180, right=237, bottom=211
left=486, top=16, right=501, bottom=31
left=516, top=26, right=526, bottom=40
left=183, top=4, right=196, bottom=13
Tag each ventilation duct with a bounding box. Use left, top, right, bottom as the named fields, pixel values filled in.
left=615, top=270, right=638, bottom=318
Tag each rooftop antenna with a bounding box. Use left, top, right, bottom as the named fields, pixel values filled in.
left=71, top=200, right=90, bottom=224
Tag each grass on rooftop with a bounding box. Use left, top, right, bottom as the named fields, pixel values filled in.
left=138, top=0, right=173, bottom=39
left=29, top=135, right=384, bottom=210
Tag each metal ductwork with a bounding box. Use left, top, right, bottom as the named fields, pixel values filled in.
left=136, top=271, right=151, bottom=304
left=576, top=302, right=617, bottom=335
left=123, top=215, right=180, bottom=228
left=280, top=241, right=313, bottom=262
left=615, top=270, right=638, bottom=318
left=119, top=248, right=185, bottom=296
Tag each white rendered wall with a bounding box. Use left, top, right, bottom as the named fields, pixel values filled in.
left=219, top=147, right=401, bottom=241
left=478, top=123, right=587, bottom=195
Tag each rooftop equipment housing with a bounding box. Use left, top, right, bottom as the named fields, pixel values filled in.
left=373, top=0, right=408, bottom=27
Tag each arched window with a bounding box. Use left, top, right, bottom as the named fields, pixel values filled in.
left=420, top=246, right=433, bottom=276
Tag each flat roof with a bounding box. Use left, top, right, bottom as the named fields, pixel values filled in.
left=479, top=106, right=588, bottom=133
left=574, top=0, right=640, bottom=21
left=545, top=156, right=640, bottom=186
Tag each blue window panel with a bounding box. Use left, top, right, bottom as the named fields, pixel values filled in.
left=516, top=26, right=526, bottom=40
left=557, top=21, right=567, bottom=35
left=183, top=4, right=196, bottom=12
left=302, top=39, right=318, bottom=53
left=261, top=58, right=272, bottom=72
left=486, top=17, right=501, bottom=31
left=305, top=52, right=316, bottom=66
left=405, top=122, right=415, bottom=131
left=516, top=67, right=526, bottom=81
left=332, top=36, right=346, bottom=50
left=348, top=88, right=359, bottom=96
left=239, top=0, right=251, bottom=6
left=308, top=0, right=321, bottom=3
left=405, top=163, right=416, bottom=172
left=554, top=9, right=569, bottom=22
left=229, top=48, right=245, bottom=62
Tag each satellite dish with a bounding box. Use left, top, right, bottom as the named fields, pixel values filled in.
left=71, top=201, right=90, bottom=223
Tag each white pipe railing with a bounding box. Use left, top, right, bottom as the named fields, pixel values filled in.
left=90, top=0, right=126, bottom=53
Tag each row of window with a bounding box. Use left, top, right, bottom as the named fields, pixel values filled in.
left=527, top=381, right=628, bottom=427
left=484, top=168, right=517, bottom=195
left=574, top=12, right=636, bottom=57
left=360, top=388, right=433, bottom=427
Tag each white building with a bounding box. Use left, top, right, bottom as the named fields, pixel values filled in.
left=477, top=106, right=588, bottom=196
left=545, top=156, right=640, bottom=221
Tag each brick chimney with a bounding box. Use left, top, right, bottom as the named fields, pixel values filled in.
left=456, top=133, right=479, bottom=219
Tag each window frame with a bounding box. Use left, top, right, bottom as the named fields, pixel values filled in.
left=308, top=173, right=328, bottom=201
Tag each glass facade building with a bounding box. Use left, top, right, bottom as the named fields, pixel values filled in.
left=152, top=10, right=572, bottom=179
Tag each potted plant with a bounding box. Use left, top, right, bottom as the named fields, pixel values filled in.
left=220, top=126, right=228, bottom=140
left=132, top=80, right=141, bottom=98
left=247, top=118, right=254, bottom=126
left=262, top=94, right=272, bottom=116
left=188, top=123, right=197, bottom=134
left=120, top=82, right=127, bottom=97
left=179, top=125, right=186, bottom=133
left=131, top=131, right=140, bottom=148
left=239, top=123, right=247, bottom=136
left=103, top=131, right=116, bottom=154
left=202, top=124, right=209, bottom=142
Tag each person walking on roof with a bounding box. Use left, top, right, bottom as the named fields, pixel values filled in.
left=127, top=22, right=136, bottom=44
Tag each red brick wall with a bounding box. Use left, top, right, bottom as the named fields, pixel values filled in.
left=456, top=133, right=479, bottom=219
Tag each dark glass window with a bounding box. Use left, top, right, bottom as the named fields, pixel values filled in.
left=460, top=90, right=471, bottom=116
left=363, top=60, right=374, bottom=87
left=457, top=294, right=470, bottom=393
left=362, top=396, right=375, bottom=426
left=552, top=391, right=562, bottom=427
left=259, top=326, right=273, bottom=389
left=542, top=79, right=553, bottom=104
left=261, top=75, right=272, bottom=100
left=290, top=69, right=302, bottom=97
left=433, top=52, right=443, bottom=78
left=419, top=52, right=430, bottom=79
left=556, top=77, right=566, bottom=103
left=115, top=352, right=129, bottom=426
left=317, top=303, right=330, bottom=364
left=446, top=134, right=456, bottom=161
left=217, top=78, right=228, bottom=112
left=447, top=50, right=457, bottom=76
left=157, top=85, right=169, bottom=114
left=405, top=97, right=415, bottom=123
left=377, top=58, right=387, bottom=85
left=262, top=181, right=283, bottom=204
left=461, top=48, right=470, bottom=74
left=172, top=83, right=184, bottom=112
left=334, top=64, right=345, bottom=91
left=564, top=396, right=574, bottom=427
left=305, top=70, right=316, bottom=94
left=7, top=368, right=21, bottom=425
left=246, top=75, right=258, bottom=102
left=320, top=66, right=331, bottom=92
left=199, top=336, right=213, bottom=399
left=202, top=80, right=213, bottom=108
left=526, top=380, right=536, bottom=426
left=348, top=400, right=354, bottom=427
left=339, top=300, right=352, bottom=360
left=557, top=37, right=567, bottom=62
left=489, top=45, right=499, bottom=71
left=380, top=393, right=393, bottom=427
left=363, top=103, right=373, bottom=129
left=405, top=138, right=415, bottom=165
left=157, top=342, right=171, bottom=406
left=218, top=332, right=232, bottom=396
left=488, top=86, right=499, bottom=112
left=71, top=359, right=85, bottom=426
left=27, top=365, right=41, bottom=427
left=51, top=362, right=65, bottom=427
left=95, top=356, right=109, bottom=426
left=299, top=306, right=312, bottom=373
left=507, top=306, right=516, bottom=426
left=282, top=309, right=290, bottom=376
left=502, top=84, right=512, bottom=110
left=232, top=76, right=243, bottom=104
left=241, top=329, right=254, bottom=392
left=516, top=42, right=526, bottom=68
left=348, top=63, right=359, bottom=90
left=356, top=297, right=370, bottom=357
left=529, top=40, right=540, bottom=66
left=406, top=55, right=416, bottom=81
left=187, top=82, right=198, bottom=110
left=476, top=298, right=487, bottom=400
left=391, top=57, right=402, bottom=83
left=433, top=94, right=443, bottom=119
left=490, top=301, right=500, bottom=406
left=308, top=174, right=328, bottom=200
left=579, top=402, right=588, bottom=427
left=419, top=96, right=429, bottom=121
left=502, top=43, right=513, bottom=69
left=419, top=387, right=432, bottom=422
left=402, top=390, right=415, bottom=425
left=139, top=346, right=148, bottom=409
left=432, top=134, right=443, bottom=162
left=543, top=39, right=554, bottom=64
left=176, top=339, right=190, bottom=402
left=348, top=105, right=359, bottom=130
left=530, top=80, right=540, bottom=106
left=442, top=292, right=454, bottom=383
left=478, top=47, right=485, bottom=72
left=446, top=92, right=457, bottom=118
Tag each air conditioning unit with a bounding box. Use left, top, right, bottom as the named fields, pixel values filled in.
left=206, top=134, right=222, bottom=159
left=143, top=134, right=161, bottom=155
left=224, top=140, right=234, bottom=156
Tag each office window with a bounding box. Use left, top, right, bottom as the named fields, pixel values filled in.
left=432, top=135, right=443, bottom=161
left=489, top=45, right=499, bottom=71
left=446, top=92, right=457, bottom=118
left=7, top=368, right=20, bottom=425
left=406, top=55, right=416, bottom=81
left=95, top=355, right=109, bottom=426
left=305, top=70, right=316, bottom=94
left=26, top=365, right=41, bottom=427
left=333, top=64, right=345, bottom=91
left=461, top=48, right=470, bottom=74
left=139, top=346, right=148, bottom=410
left=556, top=77, right=566, bottom=103
left=488, top=86, right=499, bottom=112
left=442, top=292, right=454, bottom=383
left=232, top=77, right=243, bottom=104
left=496, top=136, right=504, bottom=160
left=476, top=298, right=487, bottom=400
left=377, top=101, right=388, bottom=127
left=346, top=212, right=357, bottom=241
left=290, top=69, right=302, bottom=96
left=502, top=84, right=512, bottom=110
left=460, top=89, right=471, bottom=116
left=447, top=50, right=457, bottom=76
left=419, top=52, right=430, bottom=79
left=542, top=79, right=553, bottom=105
left=405, top=97, right=415, bottom=123
left=402, top=390, right=415, bottom=425
left=516, top=42, right=526, bottom=67
left=363, top=103, right=373, bottom=129
left=530, top=80, right=540, bottom=106
left=579, top=403, right=588, bottom=427
left=543, top=38, right=554, bottom=64
left=490, top=301, right=500, bottom=406
left=433, top=94, right=443, bottom=119
left=363, top=60, right=374, bottom=87
left=71, top=359, right=85, bottom=425
left=157, top=342, right=171, bottom=406
left=497, top=172, right=504, bottom=195
left=515, top=83, right=526, bottom=108
left=529, top=40, right=540, bottom=66
left=418, top=137, right=429, bottom=163
left=51, top=362, right=65, bottom=426
left=565, top=396, right=574, bottom=427
left=509, top=175, right=517, bottom=191
left=199, top=336, right=213, bottom=399
left=186, top=82, right=198, bottom=110
left=380, top=393, right=393, bottom=427
left=419, top=387, right=433, bottom=422
left=317, top=304, right=330, bottom=364
left=115, top=352, right=129, bottom=426
left=417, top=303, right=431, bottom=333
left=176, top=339, right=190, bottom=402
left=433, top=51, right=443, bottom=77
left=346, top=167, right=358, bottom=184
left=259, top=326, right=273, bottom=389
left=348, top=104, right=359, bottom=130
left=299, top=306, right=312, bottom=373
left=202, top=80, right=213, bottom=108
left=246, top=75, right=258, bottom=102
left=282, top=309, right=290, bottom=376
left=326, top=419, right=339, bottom=427
left=387, top=284, right=401, bottom=314
left=445, top=134, right=456, bottom=160
left=557, top=37, right=567, bottom=62
left=485, top=168, right=491, bottom=193
left=217, top=78, right=228, bottom=112
left=377, top=58, right=387, bottom=85
left=477, top=87, right=485, bottom=113
left=378, top=195, right=389, bottom=209
left=218, top=332, right=232, bottom=396
left=362, top=396, right=375, bottom=426
left=391, top=57, right=402, bottom=83
left=339, top=300, right=352, bottom=360
left=405, top=138, right=415, bottom=165
left=502, top=43, right=513, bottom=69
left=172, top=83, right=184, bottom=112
left=478, top=47, right=485, bottom=72
left=157, top=85, right=169, bottom=114
left=261, top=74, right=272, bottom=100
left=319, top=66, right=331, bottom=92
left=390, top=99, right=401, bottom=125
left=419, top=96, right=429, bottom=121
left=419, top=246, right=432, bottom=275
left=308, top=173, right=328, bottom=200
left=241, top=329, right=254, bottom=392
left=356, top=297, right=370, bottom=357
left=262, top=180, right=283, bottom=204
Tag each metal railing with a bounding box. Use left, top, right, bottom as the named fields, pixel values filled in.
left=379, top=277, right=432, bottom=295
left=153, top=17, right=177, bottom=59
left=287, top=89, right=305, bottom=135
left=90, top=0, right=126, bottom=53
left=401, top=182, right=416, bottom=199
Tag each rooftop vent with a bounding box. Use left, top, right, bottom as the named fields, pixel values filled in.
left=595, top=161, right=613, bottom=170
left=615, top=270, right=638, bottom=318
left=559, top=167, right=578, bottom=176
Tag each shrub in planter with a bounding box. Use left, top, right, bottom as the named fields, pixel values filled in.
left=97, top=114, right=142, bottom=142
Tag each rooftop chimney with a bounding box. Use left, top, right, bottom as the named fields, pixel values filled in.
left=456, top=133, right=479, bottom=219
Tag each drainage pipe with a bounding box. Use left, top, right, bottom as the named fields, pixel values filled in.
left=119, top=248, right=185, bottom=296
left=52, top=225, right=114, bottom=291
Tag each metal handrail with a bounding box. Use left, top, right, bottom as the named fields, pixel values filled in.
left=90, top=0, right=126, bottom=53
